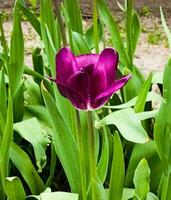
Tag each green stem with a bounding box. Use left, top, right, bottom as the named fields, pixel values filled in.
left=161, top=173, right=170, bottom=200
left=93, top=0, right=99, bottom=53
left=76, top=110, right=86, bottom=200
left=87, top=111, right=96, bottom=200
left=53, top=0, right=67, bottom=46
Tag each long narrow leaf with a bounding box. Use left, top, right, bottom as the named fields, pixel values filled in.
left=9, top=142, right=44, bottom=195
left=109, top=132, right=125, bottom=200
left=8, top=2, right=24, bottom=97
left=41, top=84, right=80, bottom=192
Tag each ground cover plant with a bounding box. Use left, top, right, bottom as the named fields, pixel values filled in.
left=0, top=0, right=171, bottom=199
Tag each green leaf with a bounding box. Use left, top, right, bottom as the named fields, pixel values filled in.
left=18, top=1, right=41, bottom=36
left=0, top=90, right=13, bottom=199
left=109, top=132, right=125, bottom=200
left=133, top=159, right=150, bottom=200
left=9, top=142, right=44, bottom=194
left=91, top=179, right=107, bottom=200
left=154, top=57, right=171, bottom=174
left=13, top=83, right=24, bottom=122
left=4, top=177, right=26, bottom=200
left=104, top=91, right=162, bottom=110
left=85, top=21, right=103, bottom=50
left=8, top=2, right=24, bottom=97
left=41, top=84, right=80, bottom=192
left=122, top=188, right=135, bottom=200
left=96, top=108, right=149, bottom=143
left=72, top=31, right=91, bottom=55
left=146, top=193, right=159, bottom=200
left=27, top=191, right=78, bottom=200
left=24, top=78, right=43, bottom=105
left=125, top=141, right=162, bottom=192
left=98, top=0, right=130, bottom=67
left=14, top=117, right=50, bottom=172
left=134, top=73, right=153, bottom=113
left=160, top=7, right=171, bottom=50
left=40, top=0, right=60, bottom=76
left=0, top=70, right=7, bottom=122
left=64, top=0, right=83, bottom=34
left=32, top=48, right=44, bottom=85
left=131, top=11, right=141, bottom=57
left=97, top=127, right=109, bottom=183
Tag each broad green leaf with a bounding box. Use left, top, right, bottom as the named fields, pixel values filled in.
left=133, top=159, right=150, bottom=200
left=64, top=0, right=83, bottom=34
left=14, top=117, right=50, bottom=172
left=96, top=108, right=149, bottom=143
left=9, top=142, right=44, bottom=194
left=122, top=188, right=135, bottom=200
left=24, top=78, right=43, bottom=105
left=125, top=141, right=162, bottom=192
left=27, top=191, right=78, bottom=200
left=109, top=132, right=125, bottom=200
left=146, top=193, right=159, bottom=200
left=98, top=0, right=130, bottom=67
left=8, top=2, right=24, bottom=97
left=154, top=57, right=171, bottom=174
left=134, top=73, right=152, bottom=112
left=42, top=84, right=80, bottom=192
left=4, top=177, right=26, bottom=200
left=97, top=127, right=109, bottom=183
left=160, top=7, right=171, bottom=50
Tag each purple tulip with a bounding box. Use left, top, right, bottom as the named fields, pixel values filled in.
left=55, top=47, right=131, bottom=110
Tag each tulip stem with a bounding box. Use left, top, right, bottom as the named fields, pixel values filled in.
left=76, top=110, right=87, bottom=200
left=93, top=0, right=99, bottom=53
left=87, top=111, right=96, bottom=200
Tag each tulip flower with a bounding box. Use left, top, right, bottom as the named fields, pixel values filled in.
left=55, top=47, right=131, bottom=110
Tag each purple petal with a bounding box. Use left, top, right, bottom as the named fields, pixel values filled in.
left=67, top=71, right=89, bottom=98
left=75, top=54, right=99, bottom=70
left=90, top=67, right=107, bottom=98
left=95, top=75, right=131, bottom=101
left=97, top=48, right=119, bottom=85
left=57, top=82, right=88, bottom=110
left=56, top=48, right=78, bottom=83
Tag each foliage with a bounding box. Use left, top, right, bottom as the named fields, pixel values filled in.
left=0, top=0, right=170, bottom=199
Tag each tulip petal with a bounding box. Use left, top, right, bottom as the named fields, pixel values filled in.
left=57, top=82, right=88, bottom=110
left=75, top=54, right=99, bottom=70
left=67, top=71, right=89, bottom=99
left=56, top=47, right=78, bottom=83
left=95, top=75, right=131, bottom=101
left=90, top=67, right=107, bottom=98
left=97, top=48, right=119, bottom=85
